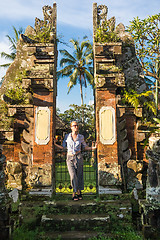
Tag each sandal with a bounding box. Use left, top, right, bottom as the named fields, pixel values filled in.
left=77, top=192, right=83, bottom=200
left=72, top=195, right=79, bottom=201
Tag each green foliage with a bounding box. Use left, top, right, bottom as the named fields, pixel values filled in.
left=58, top=37, right=94, bottom=105
left=0, top=100, right=13, bottom=130
left=127, top=14, right=160, bottom=107
left=127, top=14, right=160, bottom=71
left=5, top=70, right=32, bottom=104
left=12, top=226, right=39, bottom=240
left=6, top=86, right=26, bottom=103
left=152, top=117, right=160, bottom=133
left=122, top=89, right=156, bottom=117
left=28, top=25, right=52, bottom=43
left=58, top=104, right=95, bottom=142
left=95, top=20, right=120, bottom=43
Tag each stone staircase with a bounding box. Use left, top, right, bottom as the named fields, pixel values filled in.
left=41, top=197, right=132, bottom=239
left=17, top=193, right=138, bottom=240
left=40, top=198, right=132, bottom=239
left=10, top=193, right=145, bottom=240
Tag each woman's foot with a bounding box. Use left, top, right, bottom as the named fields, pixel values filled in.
left=77, top=191, right=83, bottom=200
left=72, top=194, right=79, bottom=201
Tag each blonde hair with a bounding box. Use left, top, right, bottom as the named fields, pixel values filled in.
left=70, top=121, right=78, bottom=127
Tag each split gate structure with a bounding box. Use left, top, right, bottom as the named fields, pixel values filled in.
left=0, top=3, right=148, bottom=195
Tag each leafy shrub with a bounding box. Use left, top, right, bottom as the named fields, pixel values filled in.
left=95, top=20, right=120, bottom=43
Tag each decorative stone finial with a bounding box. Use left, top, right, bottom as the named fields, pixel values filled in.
left=97, top=5, right=108, bottom=25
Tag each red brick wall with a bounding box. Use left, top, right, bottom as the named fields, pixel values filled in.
left=96, top=88, right=118, bottom=164
left=33, top=90, right=55, bottom=165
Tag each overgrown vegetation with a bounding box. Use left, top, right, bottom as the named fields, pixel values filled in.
left=0, top=100, right=13, bottom=130
left=121, top=89, right=156, bottom=118
left=28, top=25, right=52, bottom=43
left=11, top=194, right=143, bottom=240
left=121, top=88, right=158, bottom=141
left=95, top=20, right=120, bottom=43
left=5, top=70, right=32, bottom=105
left=127, top=14, right=160, bottom=109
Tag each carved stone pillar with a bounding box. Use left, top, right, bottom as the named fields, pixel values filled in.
left=93, top=3, right=125, bottom=194
left=0, top=4, right=57, bottom=191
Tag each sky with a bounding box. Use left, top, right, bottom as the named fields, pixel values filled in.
left=0, top=0, right=159, bottom=112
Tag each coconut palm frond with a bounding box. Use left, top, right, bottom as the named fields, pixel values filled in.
left=60, top=57, right=75, bottom=67
left=59, top=65, right=75, bottom=77
left=59, top=49, right=76, bottom=62
left=0, top=52, right=15, bottom=60
left=0, top=63, right=11, bottom=68
left=153, top=117, right=160, bottom=124
left=0, top=26, right=24, bottom=69
left=67, top=70, right=78, bottom=93
left=84, top=69, right=94, bottom=84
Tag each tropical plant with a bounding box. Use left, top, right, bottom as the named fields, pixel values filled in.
left=0, top=26, right=24, bottom=69
left=127, top=14, right=160, bottom=110
left=121, top=89, right=156, bottom=123
left=95, top=20, right=120, bottom=43
left=4, top=70, right=32, bottom=105
left=58, top=37, right=94, bottom=105
left=28, top=25, right=52, bottom=43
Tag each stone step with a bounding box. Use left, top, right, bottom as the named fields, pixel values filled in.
left=40, top=230, right=112, bottom=240
left=29, top=188, right=52, bottom=197
left=43, top=199, right=132, bottom=216
left=41, top=213, right=110, bottom=232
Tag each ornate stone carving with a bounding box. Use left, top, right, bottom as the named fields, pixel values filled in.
left=35, top=5, right=56, bottom=33
left=97, top=5, right=108, bottom=24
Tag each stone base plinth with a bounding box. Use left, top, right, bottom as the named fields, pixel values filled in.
left=139, top=199, right=160, bottom=239
left=146, top=187, right=160, bottom=204
left=98, top=186, right=122, bottom=195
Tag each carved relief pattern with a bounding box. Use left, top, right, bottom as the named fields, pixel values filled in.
left=97, top=5, right=108, bottom=25
left=35, top=5, right=56, bottom=33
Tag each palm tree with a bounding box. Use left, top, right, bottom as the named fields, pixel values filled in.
left=58, top=38, right=93, bottom=105
left=0, top=26, right=24, bottom=68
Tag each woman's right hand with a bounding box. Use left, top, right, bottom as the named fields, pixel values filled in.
left=54, top=136, right=59, bottom=144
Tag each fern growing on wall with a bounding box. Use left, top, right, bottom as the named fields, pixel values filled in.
left=121, top=89, right=156, bottom=121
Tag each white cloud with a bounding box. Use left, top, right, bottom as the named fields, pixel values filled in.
left=0, top=0, right=159, bottom=29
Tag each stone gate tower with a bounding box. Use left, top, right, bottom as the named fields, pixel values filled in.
left=93, top=3, right=147, bottom=194
left=0, top=4, right=57, bottom=190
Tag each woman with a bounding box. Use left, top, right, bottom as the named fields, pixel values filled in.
left=54, top=121, right=97, bottom=201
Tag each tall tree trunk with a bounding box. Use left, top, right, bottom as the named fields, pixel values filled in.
left=79, top=76, right=84, bottom=106
left=79, top=76, right=84, bottom=124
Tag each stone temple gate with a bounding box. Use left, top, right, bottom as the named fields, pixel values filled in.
left=0, top=3, right=149, bottom=194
